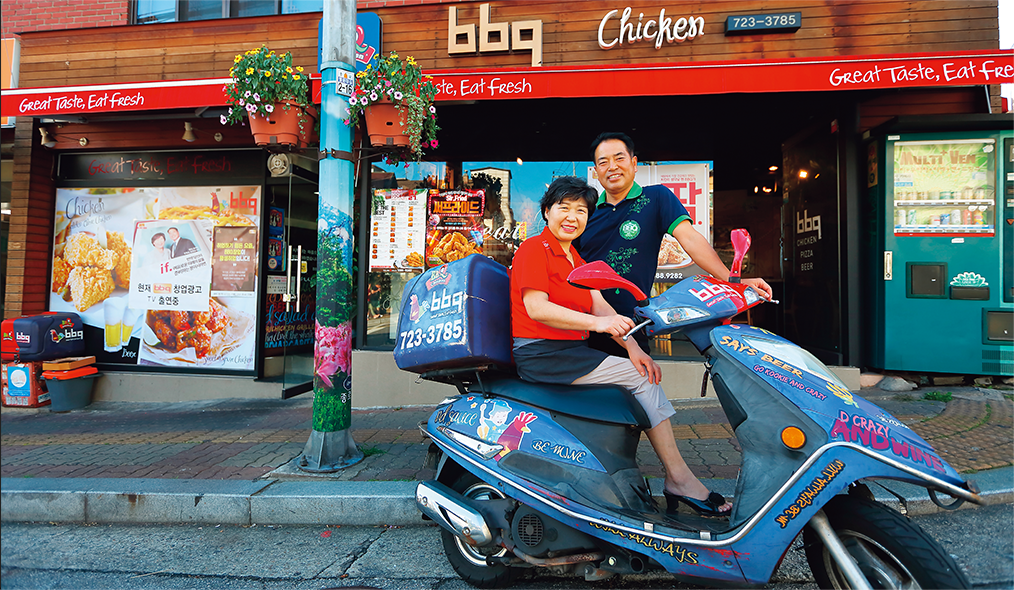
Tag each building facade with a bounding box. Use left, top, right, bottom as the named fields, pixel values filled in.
left=2, top=1, right=1011, bottom=404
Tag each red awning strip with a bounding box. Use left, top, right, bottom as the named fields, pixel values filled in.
left=4, top=49, right=1012, bottom=118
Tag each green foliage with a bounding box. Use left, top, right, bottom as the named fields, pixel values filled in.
left=315, top=240, right=355, bottom=329
left=361, top=446, right=387, bottom=457
left=923, top=391, right=953, bottom=402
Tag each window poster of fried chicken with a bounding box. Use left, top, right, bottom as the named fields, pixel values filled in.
left=50, top=185, right=260, bottom=372
left=426, top=189, right=485, bottom=268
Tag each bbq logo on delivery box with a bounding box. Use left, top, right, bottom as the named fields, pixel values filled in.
left=50, top=318, right=84, bottom=344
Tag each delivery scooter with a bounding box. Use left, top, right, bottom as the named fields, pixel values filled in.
left=397, top=230, right=980, bottom=589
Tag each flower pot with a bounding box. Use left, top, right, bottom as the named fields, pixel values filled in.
left=299, top=105, right=319, bottom=148
left=248, top=100, right=305, bottom=147
left=363, top=99, right=410, bottom=148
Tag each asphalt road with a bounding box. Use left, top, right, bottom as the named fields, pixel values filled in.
left=2, top=504, right=1011, bottom=589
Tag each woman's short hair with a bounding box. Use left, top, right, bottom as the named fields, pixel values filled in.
left=151, top=232, right=166, bottom=245
left=540, top=176, right=598, bottom=221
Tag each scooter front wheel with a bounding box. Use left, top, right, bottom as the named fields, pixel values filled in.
left=440, top=473, right=520, bottom=588
left=803, top=494, right=969, bottom=589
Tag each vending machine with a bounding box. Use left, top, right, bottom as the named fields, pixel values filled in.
left=866, top=125, right=1013, bottom=376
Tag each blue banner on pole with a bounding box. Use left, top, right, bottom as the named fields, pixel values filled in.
left=319, top=13, right=381, bottom=73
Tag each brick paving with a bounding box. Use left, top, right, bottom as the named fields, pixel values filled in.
left=2, top=386, right=1011, bottom=483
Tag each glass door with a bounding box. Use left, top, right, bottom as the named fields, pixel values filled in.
left=264, top=155, right=317, bottom=398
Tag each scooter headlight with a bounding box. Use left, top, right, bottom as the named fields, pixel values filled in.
left=657, top=307, right=709, bottom=325
left=742, top=287, right=760, bottom=306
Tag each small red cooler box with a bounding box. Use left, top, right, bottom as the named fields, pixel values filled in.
left=1, top=313, right=86, bottom=362
left=1, top=362, right=50, bottom=408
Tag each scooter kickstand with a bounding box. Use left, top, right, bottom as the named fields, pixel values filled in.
left=808, top=510, right=873, bottom=590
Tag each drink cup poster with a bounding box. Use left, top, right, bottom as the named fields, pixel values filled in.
left=370, top=188, right=426, bottom=271
left=49, top=185, right=260, bottom=372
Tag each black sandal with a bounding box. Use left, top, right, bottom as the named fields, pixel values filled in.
left=664, top=490, right=730, bottom=518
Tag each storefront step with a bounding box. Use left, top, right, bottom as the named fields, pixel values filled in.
left=87, top=354, right=859, bottom=404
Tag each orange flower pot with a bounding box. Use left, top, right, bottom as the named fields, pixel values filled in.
left=363, top=99, right=410, bottom=148
left=248, top=100, right=306, bottom=147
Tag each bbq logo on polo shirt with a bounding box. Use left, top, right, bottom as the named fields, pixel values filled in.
left=619, top=220, right=640, bottom=240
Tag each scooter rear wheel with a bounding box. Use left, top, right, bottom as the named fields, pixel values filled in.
left=803, top=494, right=969, bottom=589
left=440, top=473, right=520, bottom=588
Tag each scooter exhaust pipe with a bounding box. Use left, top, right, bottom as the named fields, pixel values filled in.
left=416, top=481, right=495, bottom=547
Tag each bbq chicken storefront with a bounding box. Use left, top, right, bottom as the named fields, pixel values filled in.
left=2, top=1, right=1011, bottom=403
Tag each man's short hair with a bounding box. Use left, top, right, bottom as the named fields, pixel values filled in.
left=590, top=132, right=635, bottom=161
left=167, top=227, right=180, bottom=236
left=540, top=176, right=597, bottom=221
left=151, top=232, right=166, bottom=245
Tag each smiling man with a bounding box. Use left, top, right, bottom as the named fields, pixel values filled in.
left=576, top=132, right=772, bottom=357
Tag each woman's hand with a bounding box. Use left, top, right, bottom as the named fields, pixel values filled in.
left=627, top=345, right=662, bottom=385
left=594, top=314, right=636, bottom=338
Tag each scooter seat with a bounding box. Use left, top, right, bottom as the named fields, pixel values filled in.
left=468, top=377, right=651, bottom=429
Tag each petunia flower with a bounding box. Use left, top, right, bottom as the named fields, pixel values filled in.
left=220, top=114, right=228, bottom=124
left=264, top=104, right=274, bottom=112
left=253, top=93, right=260, bottom=102
left=393, top=91, right=403, bottom=100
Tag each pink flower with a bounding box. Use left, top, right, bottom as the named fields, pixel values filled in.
left=430, top=140, right=439, bottom=148
left=314, top=320, right=352, bottom=390
left=265, top=104, right=274, bottom=113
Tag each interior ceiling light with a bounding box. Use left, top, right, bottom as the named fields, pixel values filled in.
left=38, top=128, right=56, bottom=148
left=768, top=165, right=779, bottom=171
left=798, top=170, right=808, bottom=179
left=516, top=157, right=523, bottom=165
left=182, top=122, right=197, bottom=142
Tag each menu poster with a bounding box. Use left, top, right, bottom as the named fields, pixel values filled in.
left=267, top=237, right=286, bottom=272
left=369, top=188, right=426, bottom=271
left=268, top=207, right=285, bottom=236
left=211, top=227, right=258, bottom=296
left=49, top=185, right=260, bottom=372
left=426, top=189, right=485, bottom=268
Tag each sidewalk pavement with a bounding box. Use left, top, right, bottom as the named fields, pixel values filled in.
left=2, top=384, right=1011, bottom=526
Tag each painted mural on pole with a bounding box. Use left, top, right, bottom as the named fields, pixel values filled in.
left=314, top=194, right=356, bottom=430
left=50, top=186, right=260, bottom=371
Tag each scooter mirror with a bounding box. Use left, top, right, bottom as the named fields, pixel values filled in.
left=568, top=261, right=649, bottom=305
left=729, top=229, right=751, bottom=284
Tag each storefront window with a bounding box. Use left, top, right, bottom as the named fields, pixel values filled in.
left=134, top=0, right=324, bottom=24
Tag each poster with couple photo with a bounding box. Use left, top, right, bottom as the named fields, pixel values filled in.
left=49, top=185, right=261, bottom=372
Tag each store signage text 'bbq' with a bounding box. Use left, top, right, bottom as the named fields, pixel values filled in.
left=448, top=3, right=543, bottom=67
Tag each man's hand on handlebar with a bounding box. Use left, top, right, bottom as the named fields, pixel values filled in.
left=743, top=277, right=773, bottom=301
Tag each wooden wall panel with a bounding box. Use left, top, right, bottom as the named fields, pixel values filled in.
left=15, top=0, right=999, bottom=89
left=858, top=88, right=983, bottom=131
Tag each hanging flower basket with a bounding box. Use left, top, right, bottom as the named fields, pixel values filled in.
left=221, top=46, right=312, bottom=147
left=346, top=51, right=439, bottom=165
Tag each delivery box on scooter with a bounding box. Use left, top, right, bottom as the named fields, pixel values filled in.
left=394, top=254, right=512, bottom=375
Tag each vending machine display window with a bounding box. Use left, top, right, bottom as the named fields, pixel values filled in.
left=892, top=139, right=995, bottom=236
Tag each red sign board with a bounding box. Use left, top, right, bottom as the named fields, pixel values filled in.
left=3, top=50, right=1012, bottom=117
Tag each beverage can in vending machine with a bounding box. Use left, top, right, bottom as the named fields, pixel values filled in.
left=962, top=209, right=973, bottom=225
left=930, top=215, right=941, bottom=226
left=950, top=209, right=962, bottom=225
left=907, top=210, right=917, bottom=226
left=940, top=213, right=950, bottom=225
left=896, top=210, right=906, bottom=226
left=973, top=209, right=983, bottom=225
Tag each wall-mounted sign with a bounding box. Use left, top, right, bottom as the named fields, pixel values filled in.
left=725, top=12, right=801, bottom=36
left=448, top=3, right=543, bottom=67
left=58, top=151, right=263, bottom=183
left=598, top=7, right=704, bottom=50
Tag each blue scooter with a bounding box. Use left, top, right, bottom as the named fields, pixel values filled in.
left=400, top=230, right=980, bottom=589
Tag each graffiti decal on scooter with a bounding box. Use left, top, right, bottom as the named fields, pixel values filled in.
left=477, top=400, right=537, bottom=460
left=434, top=404, right=478, bottom=427
left=531, top=439, right=586, bottom=464
left=752, top=364, right=828, bottom=400
left=718, top=335, right=758, bottom=355
left=825, top=381, right=860, bottom=408
left=831, top=411, right=945, bottom=473
left=775, top=459, right=845, bottom=528
left=589, top=522, right=699, bottom=563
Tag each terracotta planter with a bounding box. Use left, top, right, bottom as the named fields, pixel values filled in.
left=363, top=99, right=410, bottom=148
left=299, top=105, right=319, bottom=148
left=248, top=100, right=307, bottom=147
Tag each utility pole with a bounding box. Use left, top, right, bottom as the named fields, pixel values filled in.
left=299, top=0, right=363, bottom=472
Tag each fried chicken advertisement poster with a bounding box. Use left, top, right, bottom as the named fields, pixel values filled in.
left=49, top=186, right=260, bottom=372
left=426, top=189, right=485, bottom=268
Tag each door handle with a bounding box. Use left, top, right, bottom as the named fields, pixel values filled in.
left=284, top=244, right=293, bottom=311
left=295, top=245, right=303, bottom=311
